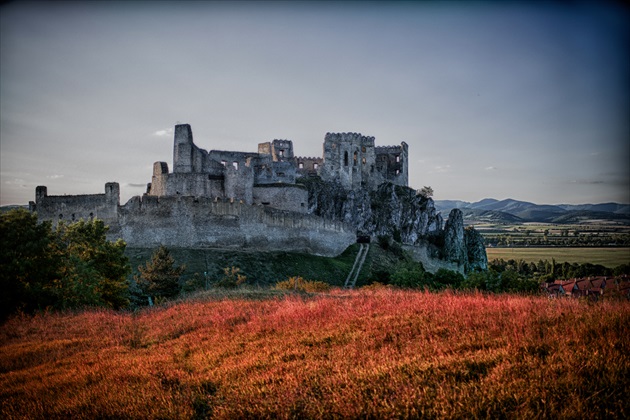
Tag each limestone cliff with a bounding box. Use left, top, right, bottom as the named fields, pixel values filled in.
left=299, top=178, right=487, bottom=273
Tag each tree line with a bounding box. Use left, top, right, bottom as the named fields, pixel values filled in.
left=0, top=209, right=186, bottom=320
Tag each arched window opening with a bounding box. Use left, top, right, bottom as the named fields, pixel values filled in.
left=362, top=157, right=366, bottom=164
left=344, top=151, right=349, bottom=166
left=233, top=161, right=239, bottom=170
left=353, top=151, right=358, bottom=166
left=313, top=163, right=318, bottom=170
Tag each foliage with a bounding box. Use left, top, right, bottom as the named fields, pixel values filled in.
left=0, top=209, right=58, bottom=318
left=0, top=210, right=131, bottom=317
left=1, top=291, right=628, bottom=418
left=418, top=185, right=434, bottom=198
left=215, top=266, right=247, bottom=289
left=135, top=245, right=185, bottom=301
left=275, top=276, right=331, bottom=293
left=432, top=268, right=465, bottom=289
left=53, top=220, right=131, bottom=309
left=389, top=260, right=426, bottom=288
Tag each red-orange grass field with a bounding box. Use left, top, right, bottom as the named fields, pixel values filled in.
left=1, top=289, right=629, bottom=419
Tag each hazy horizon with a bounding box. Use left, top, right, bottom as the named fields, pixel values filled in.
left=1, top=1, right=629, bottom=206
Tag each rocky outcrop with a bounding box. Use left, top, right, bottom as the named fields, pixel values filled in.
left=443, top=209, right=467, bottom=265
left=465, top=226, right=488, bottom=272
left=442, top=209, right=488, bottom=272
left=299, top=178, right=487, bottom=273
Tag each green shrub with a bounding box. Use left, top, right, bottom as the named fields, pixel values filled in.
left=275, top=276, right=331, bottom=293
left=215, top=266, right=247, bottom=289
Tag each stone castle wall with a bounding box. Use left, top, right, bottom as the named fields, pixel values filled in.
left=30, top=183, right=120, bottom=224
left=117, top=195, right=354, bottom=255
left=30, top=124, right=460, bottom=261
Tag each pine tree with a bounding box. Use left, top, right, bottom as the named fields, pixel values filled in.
left=135, top=246, right=185, bottom=300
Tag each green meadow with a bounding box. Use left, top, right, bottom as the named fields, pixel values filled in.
left=486, top=247, right=630, bottom=268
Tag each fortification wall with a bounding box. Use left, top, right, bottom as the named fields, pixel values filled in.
left=225, top=164, right=254, bottom=204
left=117, top=196, right=354, bottom=256
left=31, top=183, right=120, bottom=225
left=151, top=173, right=225, bottom=198
left=252, top=184, right=308, bottom=213
left=254, top=160, right=297, bottom=185
left=294, top=156, right=323, bottom=177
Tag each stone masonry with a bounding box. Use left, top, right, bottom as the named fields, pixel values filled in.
left=30, top=124, right=487, bottom=271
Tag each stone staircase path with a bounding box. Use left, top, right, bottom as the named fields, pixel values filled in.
left=344, top=244, right=370, bottom=289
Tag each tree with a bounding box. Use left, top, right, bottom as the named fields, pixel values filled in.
left=53, top=219, right=131, bottom=309
left=1, top=211, right=131, bottom=316
left=0, top=209, right=58, bottom=318
left=215, top=266, right=246, bottom=289
left=432, top=268, right=465, bottom=289
left=136, top=246, right=185, bottom=300
left=418, top=186, right=434, bottom=198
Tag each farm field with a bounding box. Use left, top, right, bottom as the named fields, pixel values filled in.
left=486, top=247, right=630, bottom=268
left=1, top=289, right=628, bottom=419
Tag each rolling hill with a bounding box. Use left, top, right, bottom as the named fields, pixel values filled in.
left=434, top=198, right=630, bottom=224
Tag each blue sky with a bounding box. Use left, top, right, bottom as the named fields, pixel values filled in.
left=1, top=1, right=628, bottom=206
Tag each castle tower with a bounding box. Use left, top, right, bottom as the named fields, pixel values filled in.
left=105, top=182, right=120, bottom=206
left=258, top=140, right=294, bottom=162
left=173, top=124, right=194, bottom=173
left=321, top=132, right=376, bottom=190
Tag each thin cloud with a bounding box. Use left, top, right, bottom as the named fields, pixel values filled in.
left=430, top=165, right=451, bottom=174
left=4, top=178, right=28, bottom=188
left=484, top=166, right=498, bottom=171
left=153, top=128, right=174, bottom=137
left=46, top=174, right=64, bottom=179
left=127, top=183, right=147, bottom=188
left=569, top=179, right=604, bottom=185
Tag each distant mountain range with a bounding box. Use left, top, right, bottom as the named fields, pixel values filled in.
left=434, top=198, right=630, bottom=224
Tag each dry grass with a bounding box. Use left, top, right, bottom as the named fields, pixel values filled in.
left=1, top=289, right=628, bottom=419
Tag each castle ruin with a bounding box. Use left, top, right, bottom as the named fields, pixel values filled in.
left=147, top=124, right=408, bottom=211
left=31, top=124, right=486, bottom=272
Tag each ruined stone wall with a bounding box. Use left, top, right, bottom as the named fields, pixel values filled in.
left=294, top=156, right=323, bottom=177
left=375, top=142, right=408, bottom=187
left=258, top=140, right=294, bottom=162
left=173, top=124, right=209, bottom=173
left=253, top=160, right=297, bottom=185
left=252, top=184, right=308, bottom=213
left=224, top=164, right=254, bottom=204
left=149, top=161, right=225, bottom=198
left=117, top=196, right=354, bottom=256
left=30, top=183, right=120, bottom=225
left=153, top=173, right=225, bottom=197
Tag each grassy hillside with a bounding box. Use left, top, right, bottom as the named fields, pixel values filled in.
left=1, top=290, right=628, bottom=419
left=126, top=243, right=405, bottom=288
